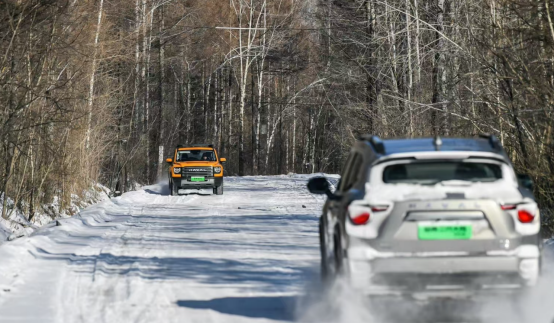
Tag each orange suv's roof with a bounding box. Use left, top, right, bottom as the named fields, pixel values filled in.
left=177, top=147, right=214, bottom=150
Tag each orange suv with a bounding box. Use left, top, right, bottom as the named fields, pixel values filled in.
left=166, top=144, right=226, bottom=196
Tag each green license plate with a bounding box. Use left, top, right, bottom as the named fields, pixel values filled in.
left=190, top=177, right=205, bottom=182
left=418, top=223, right=472, bottom=240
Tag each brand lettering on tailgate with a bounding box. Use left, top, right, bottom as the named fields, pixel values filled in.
left=408, top=202, right=483, bottom=209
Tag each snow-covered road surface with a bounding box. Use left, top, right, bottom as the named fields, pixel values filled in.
left=0, top=175, right=553, bottom=323
left=0, top=176, right=326, bottom=323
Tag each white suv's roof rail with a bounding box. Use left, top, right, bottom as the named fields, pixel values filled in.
left=358, top=135, right=508, bottom=161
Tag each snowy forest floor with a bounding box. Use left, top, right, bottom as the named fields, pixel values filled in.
left=0, top=175, right=553, bottom=323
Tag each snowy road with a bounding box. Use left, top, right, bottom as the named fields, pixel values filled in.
left=0, top=175, right=553, bottom=323
left=0, top=176, right=326, bottom=323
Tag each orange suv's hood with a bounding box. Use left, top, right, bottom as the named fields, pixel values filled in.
left=173, top=161, right=220, bottom=167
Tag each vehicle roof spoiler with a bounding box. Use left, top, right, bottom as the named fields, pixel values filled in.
left=359, top=135, right=386, bottom=155
left=478, top=134, right=502, bottom=151
left=359, top=134, right=505, bottom=156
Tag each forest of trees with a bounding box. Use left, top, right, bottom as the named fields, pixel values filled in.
left=1, top=0, right=553, bottom=226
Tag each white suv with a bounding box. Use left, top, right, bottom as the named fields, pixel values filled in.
left=308, top=135, right=542, bottom=294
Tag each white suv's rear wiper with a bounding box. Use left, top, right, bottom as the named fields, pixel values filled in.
left=410, top=179, right=475, bottom=186
left=391, top=179, right=498, bottom=185
left=416, top=179, right=443, bottom=185
left=437, top=180, right=474, bottom=186
left=436, top=179, right=499, bottom=186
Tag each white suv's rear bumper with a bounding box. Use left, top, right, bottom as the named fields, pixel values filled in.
left=346, top=245, right=541, bottom=291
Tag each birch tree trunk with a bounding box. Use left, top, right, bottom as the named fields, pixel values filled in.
left=85, top=0, right=104, bottom=150
left=308, top=108, right=314, bottom=173
left=406, top=0, right=414, bottom=137
left=214, top=68, right=219, bottom=146
left=254, top=1, right=268, bottom=175
left=237, top=0, right=250, bottom=176
left=204, top=61, right=212, bottom=142
left=365, top=0, right=377, bottom=133
left=186, top=61, right=192, bottom=143
left=255, top=63, right=263, bottom=174
left=156, top=5, right=165, bottom=180
left=233, top=0, right=265, bottom=175
left=237, top=1, right=246, bottom=175
left=432, top=0, right=448, bottom=136
left=292, top=93, right=296, bottom=173
left=228, top=67, right=233, bottom=166
left=145, top=9, right=153, bottom=182
left=141, top=0, right=152, bottom=181
left=310, top=107, right=323, bottom=173
left=285, top=125, right=289, bottom=173
left=133, top=0, right=141, bottom=134
left=414, top=0, right=422, bottom=84
left=251, top=67, right=256, bottom=174
left=265, top=88, right=273, bottom=172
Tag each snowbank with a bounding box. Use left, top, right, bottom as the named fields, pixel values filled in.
left=0, top=221, right=9, bottom=241
left=0, top=183, right=111, bottom=244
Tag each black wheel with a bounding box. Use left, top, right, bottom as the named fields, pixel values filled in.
left=320, top=217, right=342, bottom=282
left=319, top=217, right=331, bottom=280
left=333, top=231, right=345, bottom=274
left=214, top=184, right=223, bottom=195
left=171, top=181, right=179, bottom=196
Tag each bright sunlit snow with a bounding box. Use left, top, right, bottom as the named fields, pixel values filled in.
left=0, top=175, right=553, bottom=323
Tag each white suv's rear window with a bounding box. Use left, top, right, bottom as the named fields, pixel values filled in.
left=382, top=161, right=502, bottom=184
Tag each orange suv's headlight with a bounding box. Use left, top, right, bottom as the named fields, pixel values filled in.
left=214, top=166, right=222, bottom=174
left=174, top=167, right=181, bottom=174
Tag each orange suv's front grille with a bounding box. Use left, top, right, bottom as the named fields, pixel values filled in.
left=182, top=167, right=213, bottom=177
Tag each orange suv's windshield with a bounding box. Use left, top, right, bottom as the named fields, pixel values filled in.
left=176, top=149, right=216, bottom=162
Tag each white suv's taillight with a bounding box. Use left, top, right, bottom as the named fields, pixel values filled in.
left=500, top=204, right=517, bottom=210
left=351, top=212, right=370, bottom=225
left=518, top=209, right=535, bottom=223
left=500, top=204, right=536, bottom=223
left=370, top=206, right=389, bottom=212
left=348, top=205, right=389, bottom=226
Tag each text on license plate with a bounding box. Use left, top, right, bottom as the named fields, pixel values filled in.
left=190, top=177, right=205, bottom=182
left=418, top=223, right=472, bottom=240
